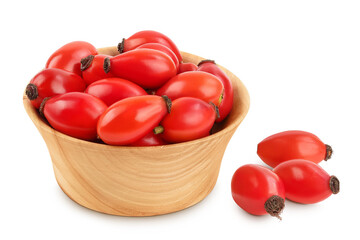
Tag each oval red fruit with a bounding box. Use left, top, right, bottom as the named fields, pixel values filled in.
left=104, top=49, right=177, bottom=89
left=178, top=62, right=198, bottom=74
left=41, top=92, right=107, bottom=141
left=46, top=41, right=97, bottom=76
left=97, top=95, right=171, bottom=145
left=136, top=43, right=179, bottom=70
left=85, top=78, right=147, bottom=106
left=155, top=97, right=217, bottom=143
left=130, top=131, right=167, bottom=146
left=197, top=60, right=234, bottom=122
left=231, top=164, right=285, bottom=219
left=26, top=68, right=86, bottom=109
left=118, top=30, right=182, bottom=62
left=273, top=159, right=340, bottom=204
left=156, top=71, right=224, bottom=106
left=257, top=130, right=332, bottom=167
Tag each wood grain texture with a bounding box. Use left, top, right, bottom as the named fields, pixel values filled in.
left=23, top=49, right=250, bottom=216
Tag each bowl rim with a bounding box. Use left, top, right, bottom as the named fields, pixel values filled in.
left=23, top=50, right=250, bottom=150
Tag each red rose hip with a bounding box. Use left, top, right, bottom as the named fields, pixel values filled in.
left=97, top=95, right=171, bottom=145
left=130, top=131, right=167, bottom=146
left=46, top=41, right=97, bottom=76
left=154, top=97, right=218, bottom=143
left=257, top=130, right=333, bottom=167
left=197, top=60, right=234, bottom=122
left=26, top=68, right=86, bottom=109
left=85, top=78, right=147, bottom=106
left=118, top=30, right=182, bottom=62
left=40, top=92, right=107, bottom=141
left=104, top=49, right=177, bottom=89
left=136, top=43, right=179, bottom=70
left=178, top=62, right=198, bottom=74
left=273, top=159, right=340, bottom=204
left=156, top=71, right=224, bottom=106
left=231, top=164, right=285, bottom=219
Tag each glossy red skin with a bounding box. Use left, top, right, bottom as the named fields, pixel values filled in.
left=122, top=30, right=182, bottom=62
left=46, top=41, right=98, bottom=76
left=108, top=49, right=177, bottom=89
left=156, top=71, right=224, bottom=106
left=178, top=62, right=198, bottom=74
left=130, top=131, right=167, bottom=146
left=82, top=54, right=114, bottom=85
left=97, top=95, right=168, bottom=145
left=274, top=160, right=335, bottom=204
left=43, top=92, right=107, bottom=141
left=85, top=78, right=147, bottom=106
left=231, top=164, right=285, bottom=216
left=197, top=61, right=233, bottom=122
left=158, top=97, right=216, bottom=143
left=257, top=130, right=327, bottom=167
left=136, top=43, right=179, bottom=70
left=28, top=68, right=86, bottom=109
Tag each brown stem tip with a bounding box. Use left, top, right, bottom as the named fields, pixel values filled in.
left=325, top=144, right=333, bottom=161
left=103, top=57, right=111, bottom=74
left=197, top=59, right=216, bottom=67
left=117, top=38, right=125, bottom=53
left=80, top=55, right=95, bottom=71
left=39, top=97, right=50, bottom=118
left=209, top=102, right=220, bottom=119
left=26, top=83, right=38, bottom=100
left=161, top=95, right=172, bottom=113
left=264, top=195, right=285, bottom=220
left=329, top=175, right=340, bottom=194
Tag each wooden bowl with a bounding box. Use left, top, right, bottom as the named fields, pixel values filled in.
left=23, top=47, right=250, bottom=216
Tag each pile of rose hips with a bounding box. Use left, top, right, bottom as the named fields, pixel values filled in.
left=231, top=130, right=340, bottom=219
left=25, top=30, right=234, bottom=146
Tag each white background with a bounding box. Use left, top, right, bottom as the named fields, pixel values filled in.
left=1, top=0, right=359, bottom=239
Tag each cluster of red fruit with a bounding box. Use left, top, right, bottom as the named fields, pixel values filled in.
left=25, top=30, right=234, bottom=146
left=231, top=130, right=339, bottom=219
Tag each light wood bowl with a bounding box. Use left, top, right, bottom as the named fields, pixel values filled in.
left=23, top=47, right=250, bottom=216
